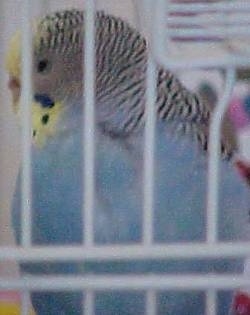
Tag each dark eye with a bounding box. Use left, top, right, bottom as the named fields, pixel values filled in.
left=37, top=59, right=50, bottom=73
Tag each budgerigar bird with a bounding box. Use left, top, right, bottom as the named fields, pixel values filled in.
left=5, top=9, right=250, bottom=315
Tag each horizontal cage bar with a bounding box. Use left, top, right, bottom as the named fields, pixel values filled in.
left=0, top=274, right=250, bottom=291
left=1, top=242, right=250, bottom=262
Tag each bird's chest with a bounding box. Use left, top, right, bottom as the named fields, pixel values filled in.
left=12, top=128, right=143, bottom=245
left=12, top=131, right=83, bottom=245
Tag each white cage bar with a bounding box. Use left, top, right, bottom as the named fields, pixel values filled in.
left=3, top=242, right=250, bottom=261
left=206, top=67, right=236, bottom=243
left=83, top=2, right=96, bottom=315
left=146, top=290, right=157, bottom=315
left=1, top=274, right=250, bottom=291
left=84, top=290, right=94, bottom=315
left=206, top=290, right=217, bottom=315
left=83, top=0, right=96, bottom=247
left=21, top=291, right=30, bottom=315
left=143, top=56, right=157, bottom=245
left=20, top=0, right=33, bottom=248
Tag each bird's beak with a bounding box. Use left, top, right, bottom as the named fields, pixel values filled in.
left=235, top=159, right=250, bottom=186
left=8, top=76, right=21, bottom=108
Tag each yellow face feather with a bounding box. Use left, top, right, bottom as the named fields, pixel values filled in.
left=6, top=30, right=64, bottom=148
left=31, top=101, right=64, bottom=147
left=5, top=20, right=38, bottom=79
left=5, top=31, right=21, bottom=80
left=15, top=100, right=64, bottom=148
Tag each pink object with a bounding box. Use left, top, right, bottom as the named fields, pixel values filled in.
left=229, top=98, right=250, bottom=130
left=0, top=291, right=20, bottom=303
left=229, top=97, right=250, bottom=129
left=235, top=160, right=250, bottom=185
left=231, top=292, right=250, bottom=315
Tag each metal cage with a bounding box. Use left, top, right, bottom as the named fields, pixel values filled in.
left=1, top=0, right=250, bottom=314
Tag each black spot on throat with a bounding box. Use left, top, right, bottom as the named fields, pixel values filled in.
left=41, top=114, right=49, bottom=125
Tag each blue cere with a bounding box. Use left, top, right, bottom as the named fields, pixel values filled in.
left=34, top=94, right=55, bottom=108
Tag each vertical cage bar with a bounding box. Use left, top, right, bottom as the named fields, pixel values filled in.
left=206, top=290, right=217, bottom=315
left=83, top=0, right=96, bottom=246
left=137, top=0, right=154, bottom=36
left=21, top=291, right=30, bottom=315
left=20, top=0, right=33, bottom=247
left=84, top=290, right=94, bottom=315
left=152, top=0, right=168, bottom=65
left=146, top=290, right=157, bottom=315
left=36, top=0, right=50, bottom=15
left=206, top=67, right=235, bottom=243
left=143, top=56, right=157, bottom=244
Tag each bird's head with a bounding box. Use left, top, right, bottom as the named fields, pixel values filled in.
left=5, top=10, right=89, bottom=146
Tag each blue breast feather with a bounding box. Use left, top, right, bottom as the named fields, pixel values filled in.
left=12, top=112, right=250, bottom=314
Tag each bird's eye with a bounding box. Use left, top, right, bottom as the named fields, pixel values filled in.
left=37, top=59, right=50, bottom=73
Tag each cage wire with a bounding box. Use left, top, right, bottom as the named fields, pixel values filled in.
left=1, top=0, right=250, bottom=314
